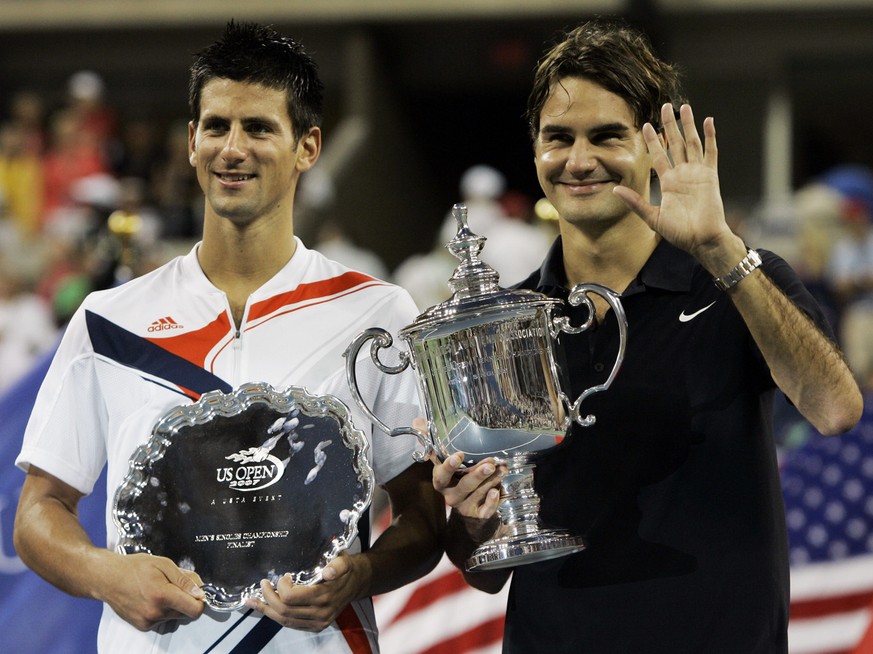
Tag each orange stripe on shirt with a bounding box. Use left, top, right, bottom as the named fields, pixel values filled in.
left=248, top=271, right=382, bottom=322
left=146, top=312, right=232, bottom=368
left=145, top=272, right=382, bottom=369
left=243, top=283, right=384, bottom=333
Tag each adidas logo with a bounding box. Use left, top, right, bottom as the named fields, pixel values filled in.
left=148, top=316, right=184, bottom=332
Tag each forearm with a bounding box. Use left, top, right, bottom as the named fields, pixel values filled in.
left=16, top=468, right=205, bottom=629
left=445, top=510, right=510, bottom=594
left=731, top=269, right=861, bottom=434
left=14, top=484, right=113, bottom=601
left=355, top=463, right=446, bottom=598
left=699, top=239, right=863, bottom=435
left=359, top=504, right=444, bottom=597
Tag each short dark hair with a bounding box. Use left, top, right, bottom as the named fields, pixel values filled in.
left=526, top=18, right=684, bottom=141
left=188, top=20, right=324, bottom=142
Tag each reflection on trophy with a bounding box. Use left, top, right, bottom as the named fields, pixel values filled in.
left=344, top=203, right=628, bottom=571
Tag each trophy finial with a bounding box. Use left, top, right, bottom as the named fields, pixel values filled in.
left=444, top=202, right=500, bottom=298
left=452, top=203, right=469, bottom=232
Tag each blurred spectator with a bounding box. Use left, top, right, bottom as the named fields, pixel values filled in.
left=8, top=90, right=47, bottom=156
left=41, top=108, right=110, bottom=225
left=452, top=164, right=553, bottom=287
left=88, top=177, right=164, bottom=288
left=822, top=165, right=873, bottom=391
left=35, top=173, right=120, bottom=324
left=314, top=218, right=390, bottom=280
left=794, top=184, right=845, bottom=283
left=114, top=116, right=163, bottom=182
left=35, top=227, right=94, bottom=327
left=0, top=260, right=58, bottom=392
left=151, top=121, right=202, bottom=238
left=391, top=239, right=456, bottom=310
left=394, top=164, right=554, bottom=310
left=0, top=122, right=44, bottom=238
left=66, top=70, right=118, bottom=150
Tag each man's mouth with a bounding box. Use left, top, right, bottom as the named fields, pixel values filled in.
left=560, top=177, right=613, bottom=187
left=216, top=173, right=254, bottom=182
left=559, top=178, right=613, bottom=193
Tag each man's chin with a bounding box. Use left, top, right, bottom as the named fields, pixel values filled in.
left=210, top=200, right=256, bottom=221
left=213, top=209, right=259, bottom=228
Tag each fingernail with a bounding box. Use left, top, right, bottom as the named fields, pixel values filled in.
left=481, top=464, right=495, bottom=476
left=191, top=586, right=205, bottom=599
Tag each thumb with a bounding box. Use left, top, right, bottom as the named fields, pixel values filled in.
left=321, top=554, right=351, bottom=582
left=412, top=416, right=428, bottom=432
left=613, top=185, right=655, bottom=224
left=173, top=569, right=206, bottom=599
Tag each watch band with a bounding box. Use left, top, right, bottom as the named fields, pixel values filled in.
left=713, top=248, right=762, bottom=291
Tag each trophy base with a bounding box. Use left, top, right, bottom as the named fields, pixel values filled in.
left=465, top=529, right=585, bottom=571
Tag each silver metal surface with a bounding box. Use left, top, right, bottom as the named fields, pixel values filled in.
left=113, top=382, right=374, bottom=611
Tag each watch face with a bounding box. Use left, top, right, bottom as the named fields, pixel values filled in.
left=113, top=382, right=374, bottom=611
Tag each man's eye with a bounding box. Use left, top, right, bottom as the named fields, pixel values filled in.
left=202, top=121, right=227, bottom=134
left=546, top=133, right=572, bottom=144
left=247, top=123, right=271, bottom=134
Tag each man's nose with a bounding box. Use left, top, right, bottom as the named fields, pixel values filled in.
left=566, top=141, right=596, bottom=173
left=221, top=125, right=247, bottom=162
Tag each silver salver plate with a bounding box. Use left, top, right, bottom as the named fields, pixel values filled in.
left=113, top=382, right=374, bottom=611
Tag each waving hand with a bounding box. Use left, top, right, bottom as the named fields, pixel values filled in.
left=614, top=103, right=734, bottom=259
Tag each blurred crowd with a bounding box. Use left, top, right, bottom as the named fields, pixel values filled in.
left=1, top=70, right=872, bottom=411
left=0, top=71, right=202, bottom=392
left=747, top=164, right=873, bottom=397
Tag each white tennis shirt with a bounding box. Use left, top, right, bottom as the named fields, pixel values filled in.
left=17, top=238, right=424, bottom=653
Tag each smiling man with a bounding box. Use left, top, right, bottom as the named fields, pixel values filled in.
left=14, top=21, right=445, bottom=653
left=432, top=18, right=863, bottom=653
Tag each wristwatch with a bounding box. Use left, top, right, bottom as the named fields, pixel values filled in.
left=713, top=248, right=762, bottom=291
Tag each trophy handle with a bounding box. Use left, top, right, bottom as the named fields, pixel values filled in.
left=343, top=327, right=434, bottom=461
left=554, top=283, right=627, bottom=428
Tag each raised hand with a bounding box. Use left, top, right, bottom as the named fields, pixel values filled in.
left=614, top=103, right=737, bottom=261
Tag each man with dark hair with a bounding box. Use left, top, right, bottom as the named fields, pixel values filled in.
left=432, top=18, right=862, bottom=653
left=14, top=21, right=444, bottom=652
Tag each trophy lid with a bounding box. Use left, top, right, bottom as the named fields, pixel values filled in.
left=401, top=203, right=557, bottom=337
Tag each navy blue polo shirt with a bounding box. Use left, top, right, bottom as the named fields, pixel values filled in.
left=502, top=237, right=831, bottom=654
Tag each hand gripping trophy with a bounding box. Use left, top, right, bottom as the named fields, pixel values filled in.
left=345, top=204, right=627, bottom=571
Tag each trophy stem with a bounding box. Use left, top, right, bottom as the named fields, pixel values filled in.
left=465, top=457, right=585, bottom=571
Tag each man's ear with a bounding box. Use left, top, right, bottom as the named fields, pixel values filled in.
left=188, top=121, right=197, bottom=167
left=295, top=126, right=321, bottom=172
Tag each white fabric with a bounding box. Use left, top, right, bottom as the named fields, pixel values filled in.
left=17, top=237, right=424, bottom=653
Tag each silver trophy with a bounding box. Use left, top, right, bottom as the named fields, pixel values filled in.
left=344, top=204, right=627, bottom=571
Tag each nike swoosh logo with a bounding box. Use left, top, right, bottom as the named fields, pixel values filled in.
left=679, top=301, right=717, bottom=323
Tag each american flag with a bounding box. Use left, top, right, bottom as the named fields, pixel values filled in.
left=374, top=554, right=508, bottom=654
left=371, top=500, right=508, bottom=654
left=782, top=395, right=873, bottom=654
